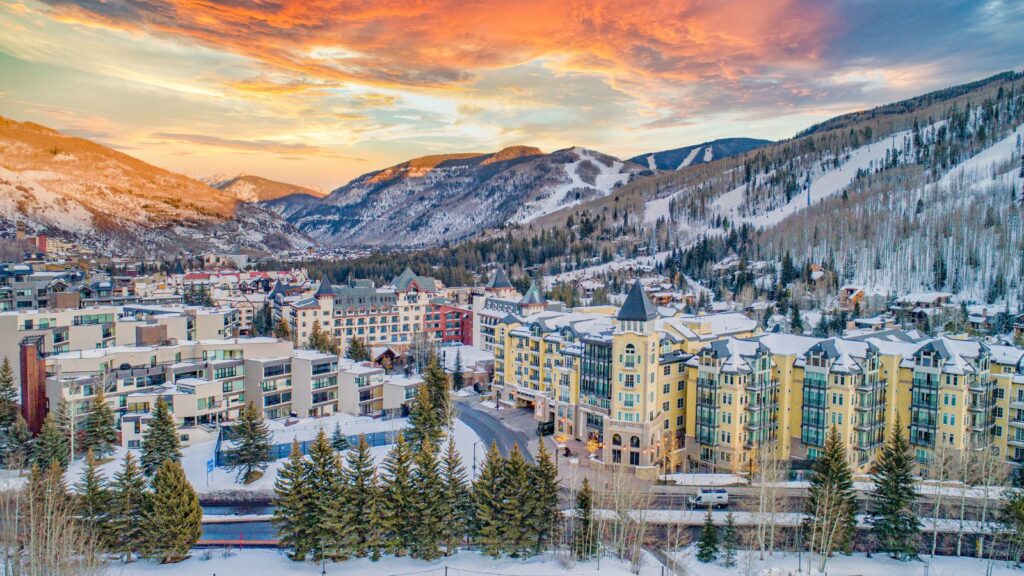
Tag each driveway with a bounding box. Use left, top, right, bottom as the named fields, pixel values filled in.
left=454, top=398, right=535, bottom=469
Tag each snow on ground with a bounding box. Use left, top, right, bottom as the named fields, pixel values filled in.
left=515, top=148, right=631, bottom=224
left=643, top=193, right=675, bottom=224
left=674, top=546, right=1017, bottom=576
left=614, top=510, right=997, bottom=533
left=679, top=146, right=703, bottom=169
left=65, top=414, right=483, bottom=495
left=118, top=548, right=667, bottom=576
left=712, top=129, right=915, bottom=228
left=939, top=122, right=1024, bottom=188
left=661, top=473, right=745, bottom=486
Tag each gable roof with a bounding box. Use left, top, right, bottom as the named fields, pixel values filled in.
left=391, top=267, right=439, bottom=293
left=617, top=280, right=657, bottom=322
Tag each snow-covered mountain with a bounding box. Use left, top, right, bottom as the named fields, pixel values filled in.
left=211, top=174, right=325, bottom=203
left=629, top=138, right=770, bottom=172
left=0, top=116, right=310, bottom=255
left=269, top=146, right=643, bottom=247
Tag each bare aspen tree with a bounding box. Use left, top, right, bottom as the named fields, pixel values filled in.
left=975, top=444, right=1009, bottom=559
left=0, top=463, right=106, bottom=576
left=804, top=483, right=849, bottom=573
left=928, top=440, right=955, bottom=557
left=598, top=462, right=652, bottom=573
left=955, top=435, right=976, bottom=557
left=748, top=442, right=787, bottom=559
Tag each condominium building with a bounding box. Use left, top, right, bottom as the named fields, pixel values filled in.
left=495, top=282, right=1024, bottom=477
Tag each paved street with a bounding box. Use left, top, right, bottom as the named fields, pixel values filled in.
left=454, top=398, right=535, bottom=469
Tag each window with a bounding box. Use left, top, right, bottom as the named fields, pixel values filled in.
left=629, top=451, right=640, bottom=466
left=663, top=365, right=671, bottom=376
left=630, top=435, right=640, bottom=448
left=612, top=434, right=622, bottom=446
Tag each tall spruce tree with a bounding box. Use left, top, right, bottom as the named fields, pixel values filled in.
left=696, top=507, right=719, bottom=563
left=805, top=425, right=858, bottom=553
left=75, top=448, right=112, bottom=551
left=143, top=459, right=202, bottom=563
left=229, top=402, right=273, bottom=483
left=83, top=387, right=117, bottom=458
left=379, top=433, right=417, bottom=556
left=109, top=451, right=147, bottom=561
left=346, top=338, right=371, bottom=362
left=870, top=418, right=921, bottom=560
left=473, top=442, right=505, bottom=558
left=305, top=429, right=341, bottom=561
left=405, top=382, right=441, bottom=450
left=331, top=422, right=350, bottom=452
left=332, top=435, right=382, bottom=559
left=5, top=413, right=32, bottom=468
left=440, top=434, right=471, bottom=555
left=0, top=357, right=17, bottom=429
left=722, top=512, right=737, bottom=567
left=424, top=354, right=452, bottom=427
left=274, top=440, right=314, bottom=560
left=140, top=397, right=181, bottom=476
left=32, top=412, right=69, bottom=470
left=526, top=441, right=559, bottom=554
left=500, top=445, right=533, bottom=557
left=411, top=437, right=445, bottom=560
left=451, top=351, right=464, bottom=390
left=574, top=478, right=596, bottom=560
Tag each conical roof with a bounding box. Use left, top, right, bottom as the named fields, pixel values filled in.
left=486, top=267, right=513, bottom=290
left=314, top=275, right=334, bottom=298
left=617, top=280, right=657, bottom=322
left=520, top=280, right=545, bottom=306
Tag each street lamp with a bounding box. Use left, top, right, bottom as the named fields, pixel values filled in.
left=472, top=440, right=484, bottom=478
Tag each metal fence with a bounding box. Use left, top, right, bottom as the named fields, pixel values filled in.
left=215, top=428, right=402, bottom=467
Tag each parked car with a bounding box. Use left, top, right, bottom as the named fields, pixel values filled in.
left=689, top=488, right=729, bottom=509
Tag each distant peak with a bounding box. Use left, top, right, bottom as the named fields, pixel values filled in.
left=483, top=145, right=543, bottom=164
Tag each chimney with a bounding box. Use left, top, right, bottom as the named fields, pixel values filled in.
left=19, top=336, right=48, bottom=434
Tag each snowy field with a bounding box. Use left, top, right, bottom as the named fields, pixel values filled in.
left=64, top=413, right=483, bottom=496
left=118, top=549, right=667, bottom=576
left=673, top=546, right=1018, bottom=576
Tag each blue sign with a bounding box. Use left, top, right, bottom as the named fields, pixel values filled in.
left=207, top=459, right=215, bottom=473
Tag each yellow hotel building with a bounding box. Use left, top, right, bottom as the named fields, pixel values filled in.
left=493, top=281, right=1024, bottom=476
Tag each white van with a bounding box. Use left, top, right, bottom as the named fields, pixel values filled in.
left=689, top=488, right=729, bottom=509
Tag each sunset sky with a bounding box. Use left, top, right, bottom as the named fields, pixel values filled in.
left=1, top=1, right=1022, bottom=191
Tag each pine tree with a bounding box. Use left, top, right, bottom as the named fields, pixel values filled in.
left=83, top=387, right=117, bottom=458
left=790, top=302, right=804, bottom=333
left=144, top=459, right=202, bottom=563
left=696, top=507, right=719, bottom=563
left=332, top=435, right=382, bottom=559
left=500, top=445, right=533, bottom=557
left=473, top=442, right=505, bottom=557
left=573, top=478, right=596, bottom=560
left=5, top=413, right=32, bottom=468
left=805, top=425, right=858, bottom=553
left=305, top=429, right=341, bottom=561
left=424, top=353, right=452, bottom=427
left=405, top=381, right=440, bottom=450
left=274, top=440, right=314, bottom=560
left=379, top=433, right=417, bottom=556
left=0, top=357, right=17, bottom=429
left=109, top=451, right=147, bottom=561
left=306, top=321, right=337, bottom=354
left=440, top=434, right=471, bottom=556
left=526, top=441, right=559, bottom=554
left=870, top=417, right=921, bottom=560
left=75, top=448, right=111, bottom=550
left=229, top=402, right=273, bottom=483
left=411, top=437, right=445, bottom=560
left=273, top=317, right=292, bottom=340
left=451, top=350, right=465, bottom=390
left=722, top=511, right=737, bottom=567
left=140, top=397, right=181, bottom=476
left=331, top=422, right=350, bottom=452
left=33, top=412, right=69, bottom=470
left=346, top=338, right=371, bottom=362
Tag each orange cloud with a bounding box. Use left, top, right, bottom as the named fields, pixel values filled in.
left=40, top=0, right=835, bottom=96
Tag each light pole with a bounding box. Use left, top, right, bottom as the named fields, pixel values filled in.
left=472, top=440, right=483, bottom=478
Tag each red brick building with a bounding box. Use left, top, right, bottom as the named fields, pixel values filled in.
left=424, top=300, right=473, bottom=345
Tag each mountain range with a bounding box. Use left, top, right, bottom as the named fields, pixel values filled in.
left=1, top=70, right=1021, bottom=275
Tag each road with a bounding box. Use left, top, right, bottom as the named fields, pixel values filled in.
left=454, top=400, right=535, bottom=466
